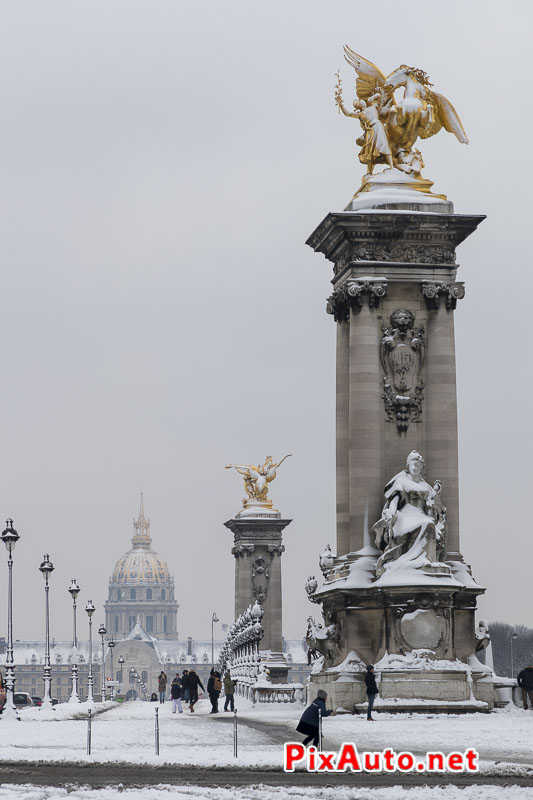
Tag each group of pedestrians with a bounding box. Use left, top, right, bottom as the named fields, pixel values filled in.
left=206, top=670, right=236, bottom=714
left=155, top=668, right=236, bottom=715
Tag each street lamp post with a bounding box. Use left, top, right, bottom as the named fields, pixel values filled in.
left=98, top=624, right=107, bottom=702
left=511, top=631, right=519, bottom=678
left=130, top=667, right=139, bottom=701
left=108, top=638, right=116, bottom=700
left=211, top=612, right=219, bottom=672
left=85, top=600, right=95, bottom=703
left=118, top=655, right=125, bottom=694
left=68, top=579, right=80, bottom=647
left=1, top=519, right=20, bottom=721
left=68, top=579, right=80, bottom=703
left=39, top=554, right=55, bottom=710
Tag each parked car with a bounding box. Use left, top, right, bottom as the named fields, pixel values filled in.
left=13, top=692, right=33, bottom=708
left=31, top=696, right=43, bottom=707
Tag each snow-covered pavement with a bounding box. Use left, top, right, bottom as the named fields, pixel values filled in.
left=1, top=698, right=532, bottom=772
left=0, top=784, right=532, bottom=800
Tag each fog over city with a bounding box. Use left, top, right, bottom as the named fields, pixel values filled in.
left=0, top=0, right=529, bottom=643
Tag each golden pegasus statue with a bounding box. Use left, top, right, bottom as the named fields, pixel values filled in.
left=335, top=46, right=468, bottom=200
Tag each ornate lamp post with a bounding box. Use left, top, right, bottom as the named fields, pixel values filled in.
left=68, top=579, right=80, bottom=647
left=98, top=623, right=107, bottom=702
left=211, top=612, right=219, bottom=673
left=1, top=520, right=20, bottom=721
left=130, top=667, right=139, bottom=701
left=118, top=655, right=125, bottom=692
left=85, top=600, right=95, bottom=703
left=108, top=638, right=116, bottom=700
left=39, top=554, right=55, bottom=710
left=68, top=579, right=80, bottom=703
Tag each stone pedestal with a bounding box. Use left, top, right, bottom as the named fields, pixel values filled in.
left=304, top=199, right=494, bottom=711
left=225, top=508, right=291, bottom=683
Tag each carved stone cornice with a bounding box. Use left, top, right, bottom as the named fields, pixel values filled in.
left=306, top=212, right=486, bottom=269
left=326, top=279, right=388, bottom=322
left=422, top=281, right=465, bottom=310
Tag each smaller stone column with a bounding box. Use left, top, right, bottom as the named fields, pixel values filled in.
left=225, top=508, right=292, bottom=683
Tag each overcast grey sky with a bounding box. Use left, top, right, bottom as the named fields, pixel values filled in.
left=0, top=0, right=530, bottom=643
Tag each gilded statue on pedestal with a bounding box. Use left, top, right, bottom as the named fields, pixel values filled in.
left=225, top=454, right=292, bottom=506
left=335, top=47, right=468, bottom=199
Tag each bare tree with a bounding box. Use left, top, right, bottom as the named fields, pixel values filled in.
left=489, top=621, right=533, bottom=678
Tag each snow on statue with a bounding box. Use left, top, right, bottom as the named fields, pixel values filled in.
left=373, top=450, right=448, bottom=577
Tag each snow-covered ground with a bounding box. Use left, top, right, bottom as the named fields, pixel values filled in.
left=0, top=786, right=532, bottom=800
left=1, top=697, right=532, bottom=773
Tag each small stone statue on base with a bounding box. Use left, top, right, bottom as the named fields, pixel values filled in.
left=373, top=450, right=448, bottom=577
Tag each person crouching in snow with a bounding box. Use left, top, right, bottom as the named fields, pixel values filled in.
left=170, top=674, right=183, bottom=714
left=296, top=690, right=332, bottom=747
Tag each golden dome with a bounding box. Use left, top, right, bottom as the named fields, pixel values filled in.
left=112, top=546, right=171, bottom=584
left=110, top=493, right=172, bottom=585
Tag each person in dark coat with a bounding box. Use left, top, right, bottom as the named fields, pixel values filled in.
left=181, top=670, right=190, bottom=703
left=187, top=669, right=204, bottom=712
left=223, top=671, right=236, bottom=712
left=170, top=674, right=183, bottom=714
left=517, top=666, right=533, bottom=709
left=157, top=671, right=168, bottom=704
left=207, top=670, right=222, bottom=714
left=365, top=664, right=379, bottom=721
left=296, top=690, right=332, bottom=747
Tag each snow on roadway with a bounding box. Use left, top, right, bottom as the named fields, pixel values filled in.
left=0, top=784, right=531, bottom=800
left=1, top=698, right=533, bottom=772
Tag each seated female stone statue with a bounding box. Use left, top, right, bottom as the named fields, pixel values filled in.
left=373, top=450, right=447, bottom=577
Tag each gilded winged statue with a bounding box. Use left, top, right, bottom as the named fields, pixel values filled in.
left=225, top=454, right=292, bottom=504
left=335, top=46, right=468, bottom=178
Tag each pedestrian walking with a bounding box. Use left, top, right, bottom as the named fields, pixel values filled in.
left=157, top=671, right=168, bottom=704
left=207, top=670, right=222, bottom=714
left=296, top=690, right=332, bottom=747
left=365, top=664, right=379, bottom=721
left=187, top=669, right=204, bottom=712
left=0, top=672, right=6, bottom=714
left=517, top=665, right=533, bottom=710
left=150, top=692, right=158, bottom=702
left=181, top=670, right=190, bottom=703
left=170, top=674, right=183, bottom=714
left=223, top=671, right=236, bottom=712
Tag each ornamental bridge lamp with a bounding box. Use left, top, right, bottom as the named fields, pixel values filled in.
left=1, top=520, right=20, bottom=721
left=39, top=554, right=55, bottom=710
left=108, top=637, right=116, bottom=700
left=68, top=579, right=81, bottom=704
left=98, top=623, right=107, bottom=702
left=85, top=600, right=95, bottom=703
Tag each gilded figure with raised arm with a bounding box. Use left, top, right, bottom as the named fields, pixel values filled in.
left=225, top=454, right=292, bottom=504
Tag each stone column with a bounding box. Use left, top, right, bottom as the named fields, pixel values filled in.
left=347, top=290, right=385, bottom=554
left=336, top=319, right=350, bottom=556
left=423, top=283, right=465, bottom=561
left=225, top=514, right=291, bottom=682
